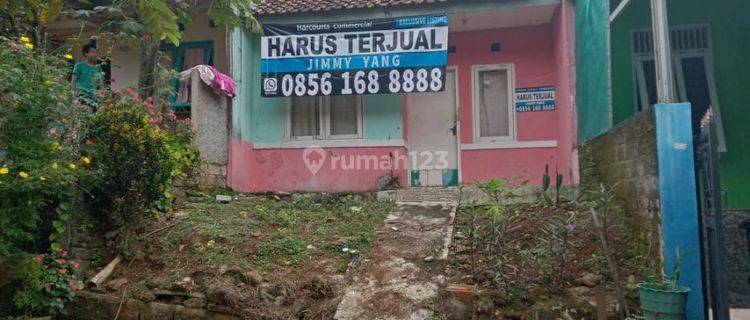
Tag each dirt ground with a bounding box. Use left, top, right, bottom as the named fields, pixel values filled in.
left=89, top=191, right=393, bottom=319
left=437, top=199, right=658, bottom=319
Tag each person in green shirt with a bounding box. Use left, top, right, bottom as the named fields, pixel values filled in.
left=71, top=42, right=104, bottom=110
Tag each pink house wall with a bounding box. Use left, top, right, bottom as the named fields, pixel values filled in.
left=554, top=1, right=580, bottom=184
left=447, top=9, right=577, bottom=185
left=228, top=139, right=408, bottom=192
left=449, top=25, right=559, bottom=144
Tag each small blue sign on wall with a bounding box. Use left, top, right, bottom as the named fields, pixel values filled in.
left=515, top=86, right=555, bottom=112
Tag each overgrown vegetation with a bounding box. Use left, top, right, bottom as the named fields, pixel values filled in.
left=0, top=36, right=92, bottom=317
left=83, top=91, right=198, bottom=256
left=444, top=174, right=661, bottom=318
left=71, top=0, right=258, bottom=98
left=1, top=1, right=258, bottom=99
left=0, top=36, right=198, bottom=317
left=107, top=192, right=393, bottom=319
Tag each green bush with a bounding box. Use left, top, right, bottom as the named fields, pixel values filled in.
left=0, top=36, right=90, bottom=317
left=3, top=250, right=84, bottom=317
left=84, top=93, right=198, bottom=243
left=0, top=36, right=92, bottom=261
left=1, top=35, right=198, bottom=316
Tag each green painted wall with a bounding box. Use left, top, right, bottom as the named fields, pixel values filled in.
left=233, top=33, right=403, bottom=144
left=610, top=0, right=750, bottom=209
left=362, top=94, right=403, bottom=140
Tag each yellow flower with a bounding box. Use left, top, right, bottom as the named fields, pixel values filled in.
left=44, top=80, right=53, bottom=86
left=81, top=157, right=91, bottom=165
left=51, top=163, right=59, bottom=170
left=64, top=53, right=73, bottom=60
left=206, top=240, right=215, bottom=247
left=23, top=42, right=33, bottom=50
left=150, top=128, right=162, bottom=139
left=18, top=172, right=29, bottom=179
left=39, top=176, right=46, bottom=181
left=52, top=142, right=62, bottom=151
left=68, top=163, right=76, bottom=170
left=0, top=167, right=8, bottom=175
left=20, top=36, right=30, bottom=43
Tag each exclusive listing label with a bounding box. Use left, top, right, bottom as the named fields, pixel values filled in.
left=261, top=14, right=449, bottom=97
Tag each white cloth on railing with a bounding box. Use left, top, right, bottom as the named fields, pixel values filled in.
left=177, top=65, right=215, bottom=103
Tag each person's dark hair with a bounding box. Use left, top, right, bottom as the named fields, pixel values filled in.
left=82, top=40, right=97, bottom=55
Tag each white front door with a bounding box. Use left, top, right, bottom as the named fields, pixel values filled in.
left=407, top=69, right=459, bottom=187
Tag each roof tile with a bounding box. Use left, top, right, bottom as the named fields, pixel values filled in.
left=255, top=0, right=448, bottom=15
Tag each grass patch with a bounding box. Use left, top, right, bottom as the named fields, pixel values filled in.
left=156, top=192, right=393, bottom=272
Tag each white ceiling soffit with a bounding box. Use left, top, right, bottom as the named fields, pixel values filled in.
left=450, top=5, right=558, bottom=32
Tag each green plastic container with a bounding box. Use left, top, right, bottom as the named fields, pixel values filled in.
left=637, top=282, right=690, bottom=320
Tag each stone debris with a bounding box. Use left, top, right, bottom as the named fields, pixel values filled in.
left=171, top=277, right=194, bottom=291
left=105, top=278, right=128, bottom=291
left=145, top=276, right=169, bottom=290
left=577, top=273, right=603, bottom=287
left=215, top=194, right=232, bottom=203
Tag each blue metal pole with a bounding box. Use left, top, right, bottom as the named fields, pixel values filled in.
left=655, top=102, right=706, bottom=320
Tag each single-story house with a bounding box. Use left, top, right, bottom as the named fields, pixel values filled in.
left=229, top=0, right=579, bottom=192
left=48, top=0, right=580, bottom=193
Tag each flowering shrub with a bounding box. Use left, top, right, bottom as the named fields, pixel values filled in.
left=0, top=36, right=92, bottom=261
left=83, top=91, right=198, bottom=243
left=35, top=250, right=83, bottom=315
left=0, top=35, right=94, bottom=318
left=0, top=35, right=198, bottom=316
left=4, top=250, right=82, bottom=317
left=0, top=155, right=93, bottom=255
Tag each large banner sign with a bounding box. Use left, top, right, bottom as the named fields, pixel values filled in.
left=261, top=14, right=449, bottom=97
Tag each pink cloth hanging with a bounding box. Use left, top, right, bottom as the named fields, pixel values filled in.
left=178, top=65, right=236, bottom=99
left=208, top=66, right=236, bottom=98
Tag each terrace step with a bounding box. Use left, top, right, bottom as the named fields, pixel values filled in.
left=395, top=187, right=459, bottom=205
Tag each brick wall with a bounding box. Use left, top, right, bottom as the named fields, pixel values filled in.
left=581, top=108, right=661, bottom=261
left=584, top=108, right=660, bottom=222
left=582, top=108, right=750, bottom=307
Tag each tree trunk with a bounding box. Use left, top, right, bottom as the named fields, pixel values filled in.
left=138, top=37, right=159, bottom=100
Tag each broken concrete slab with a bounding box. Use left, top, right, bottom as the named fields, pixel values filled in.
left=334, top=190, right=458, bottom=320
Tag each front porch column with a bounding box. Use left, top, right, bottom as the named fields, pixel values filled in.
left=190, top=71, right=229, bottom=187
